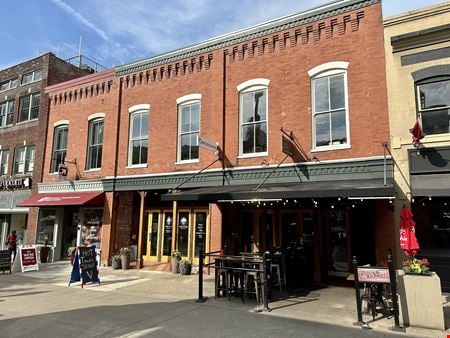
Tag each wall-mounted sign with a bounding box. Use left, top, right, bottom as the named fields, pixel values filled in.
left=0, top=177, right=31, bottom=190
left=58, top=164, right=68, bottom=180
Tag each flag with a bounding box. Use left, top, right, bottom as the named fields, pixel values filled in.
left=409, top=119, right=425, bottom=151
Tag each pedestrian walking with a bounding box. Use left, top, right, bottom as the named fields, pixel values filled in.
left=6, top=230, right=17, bottom=262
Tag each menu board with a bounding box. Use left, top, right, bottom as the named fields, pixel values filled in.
left=20, top=247, right=39, bottom=273
left=78, top=246, right=99, bottom=285
left=0, top=250, right=11, bottom=273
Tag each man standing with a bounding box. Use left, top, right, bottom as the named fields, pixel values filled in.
left=6, top=230, right=17, bottom=262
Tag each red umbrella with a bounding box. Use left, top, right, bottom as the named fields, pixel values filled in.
left=399, top=207, right=420, bottom=256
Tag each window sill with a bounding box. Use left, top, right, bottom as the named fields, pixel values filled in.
left=175, top=159, right=200, bottom=165
left=16, top=118, right=38, bottom=126
left=84, top=168, right=101, bottom=172
left=311, top=144, right=351, bottom=153
left=237, top=152, right=268, bottom=159
left=126, top=164, right=148, bottom=169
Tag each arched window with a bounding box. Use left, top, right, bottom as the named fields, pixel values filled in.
left=237, top=79, right=270, bottom=156
left=128, top=104, right=149, bottom=166
left=51, top=124, right=68, bottom=173
left=86, top=117, right=104, bottom=170
left=309, top=62, right=349, bottom=150
left=177, top=94, right=201, bottom=162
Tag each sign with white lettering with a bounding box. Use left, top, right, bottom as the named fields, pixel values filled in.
left=20, top=246, right=39, bottom=273
left=0, top=177, right=31, bottom=190
left=357, top=267, right=390, bottom=284
left=198, top=136, right=218, bottom=154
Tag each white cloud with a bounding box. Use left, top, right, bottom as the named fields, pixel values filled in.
left=50, top=0, right=109, bottom=41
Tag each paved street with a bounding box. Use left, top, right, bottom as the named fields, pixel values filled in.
left=0, top=262, right=447, bottom=337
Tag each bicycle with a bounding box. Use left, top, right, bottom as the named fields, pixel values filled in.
left=361, top=282, right=393, bottom=320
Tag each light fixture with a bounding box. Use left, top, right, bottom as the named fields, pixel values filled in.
left=348, top=196, right=395, bottom=200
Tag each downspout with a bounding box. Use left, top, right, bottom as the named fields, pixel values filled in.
left=221, top=50, right=227, bottom=186
left=109, top=76, right=123, bottom=260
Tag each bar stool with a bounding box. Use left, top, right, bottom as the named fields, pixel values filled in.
left=243, top=264, right=262, bottom=303
left=215, top=267, right=232, bottom=300
left=271, top=263, right=282, bottom=291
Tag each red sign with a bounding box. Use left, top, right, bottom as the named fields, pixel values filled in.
left=357, top=267, right=390, bottom=283
left=21, top=248, right=37, bottom=266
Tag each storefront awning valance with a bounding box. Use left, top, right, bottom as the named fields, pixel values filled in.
left=18, top=191, right=105, bottom=207
left=410, top=174, right=450, bottom=197
left=161, top=179, right=394, bottom=202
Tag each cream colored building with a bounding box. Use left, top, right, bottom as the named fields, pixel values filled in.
left=384, top=2, right=450, bottom=291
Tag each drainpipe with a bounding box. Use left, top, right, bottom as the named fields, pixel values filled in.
left=221, top=50, right=227, bottom=186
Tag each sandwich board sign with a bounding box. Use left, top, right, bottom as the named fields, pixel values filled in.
left=20, top=246, right=39, bottom=273
left=0, top=250, right=11, bottom=274
left=68, top=246, right=100, bottom=287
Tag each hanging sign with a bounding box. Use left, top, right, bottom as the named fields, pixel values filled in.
left=20, top=246, right=39, bottom=273
left=198, top=136, right=218, bottom=154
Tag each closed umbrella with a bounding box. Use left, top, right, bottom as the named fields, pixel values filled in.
left=399, top=206, right=420, bottom=256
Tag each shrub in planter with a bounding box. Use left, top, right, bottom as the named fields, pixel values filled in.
left=179, top=259, right=192, bottom=275
left=171, top=250, right=182, bottom=274
left=111, top=255, right=122, bottom=270
left=120, top=247, right=131, bottom=270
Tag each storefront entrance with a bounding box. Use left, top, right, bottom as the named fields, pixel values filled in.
left=144, top=208, right=209, bottom=264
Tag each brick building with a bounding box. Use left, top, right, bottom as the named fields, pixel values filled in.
left=21, top=0, right=395, bottom=286
left=0, top=53, right=91, bottom=250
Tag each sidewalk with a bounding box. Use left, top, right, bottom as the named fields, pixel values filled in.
left=13, top=261, right=450, bottom=337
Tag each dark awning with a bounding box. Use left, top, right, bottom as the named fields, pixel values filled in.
left=161, top=179, right=394, bottom=202
left=18, top=191, right=104, bottom=207
left=410, top=174, right=450, bottom=197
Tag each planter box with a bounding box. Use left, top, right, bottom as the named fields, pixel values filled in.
left=397, top=270, right=445, bottom=330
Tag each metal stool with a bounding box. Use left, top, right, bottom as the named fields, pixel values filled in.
left=243, top=270, right=262, bottom=303
left=215, top=267, right=232, bottom=300
left=271, top=263, right=282, bottom=291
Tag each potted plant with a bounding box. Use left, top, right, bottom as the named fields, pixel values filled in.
left=171, top=250, right=182, bottom=274
left=402, top=257, right=430, bottom=275
left=111, top=254, right=122, bottom=270
left=40, top=237, right=50, bottom=263
left=120, top=247, right=131, bottom=270
left=178, top=258, right=192, bottom=275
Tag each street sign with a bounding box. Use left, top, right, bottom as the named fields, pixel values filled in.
left=198, top=136, right=218, bottom=154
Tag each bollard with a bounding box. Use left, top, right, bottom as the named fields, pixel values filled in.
left=388, top=252, right=404, bottom=331
left=196, top=246, right=206, bottom=303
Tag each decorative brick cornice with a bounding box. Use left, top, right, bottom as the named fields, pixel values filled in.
left=49, top=79, right=114, bottom=106
left=116, top=0, right=378, bottom=76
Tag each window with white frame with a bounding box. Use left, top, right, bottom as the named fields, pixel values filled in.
left=0, top=78, right=18, bottom=92
left=309, top=62, right=349, bottom=149
left=0, top=100, right=14, bottom=127
left=19, top=92, right=40, bottom=122
left=86, top=118, right=104, bottom=170
left=177, top=95, right=200, bottom=162
left=416, top=77, right=450, bottom=135
left=21, top=69, right=43, bottom=85
left=128, top=105, right=149, bottom=166
left=51, top=125, right=68, bottom=173
left=14, top=145, right=35, bottom=175
left=0, top=149, right=9, bottom=176
left=238, top=79, right=269, bottom=155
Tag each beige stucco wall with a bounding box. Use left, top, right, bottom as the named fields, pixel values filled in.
left=383, top=2, right=450, bottom=264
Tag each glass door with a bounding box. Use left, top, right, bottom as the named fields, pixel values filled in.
left=144, top=210, right=173, bottom=263
left=177, top=211, right=190, bottom=258
left=145, top=211, right=160, bottom=262
left=327, top=210, right=349, bottom=277
left=192, top=210, right=208, bottom=265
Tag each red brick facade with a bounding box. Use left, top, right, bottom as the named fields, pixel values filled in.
left=38, top=1, right=394, bottom=275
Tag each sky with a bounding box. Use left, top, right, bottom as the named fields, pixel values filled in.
left=0, top=0, right=447, bottom=71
